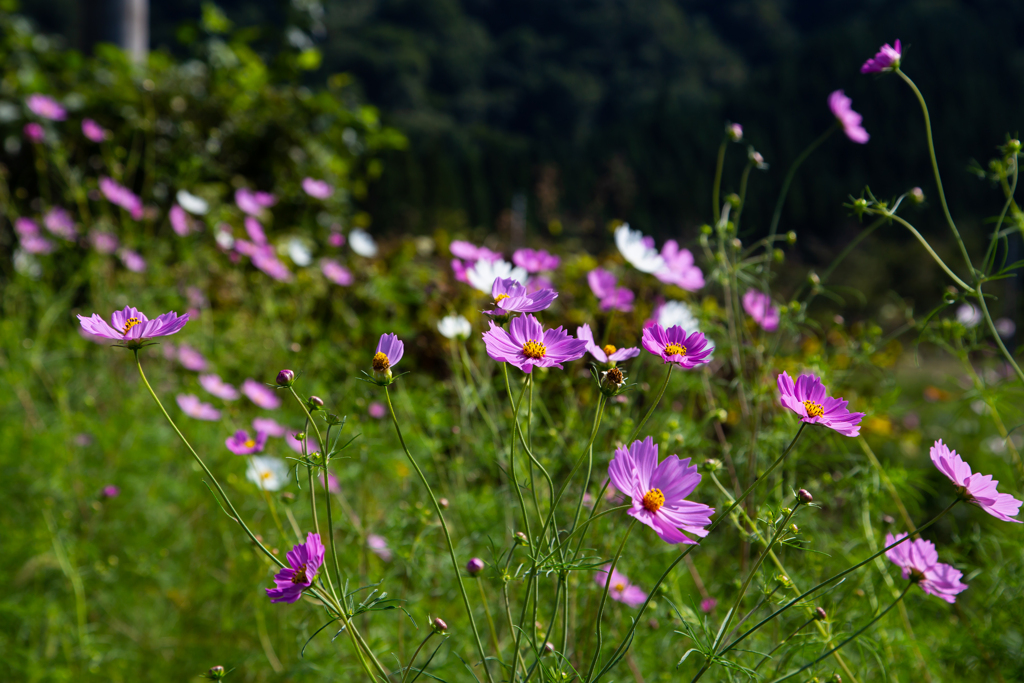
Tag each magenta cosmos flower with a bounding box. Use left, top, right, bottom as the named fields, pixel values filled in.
left=654, top=241, right=704, bottom=291
left=99, top=177, right=144, bottom=219
left=82, top=118, right=107, bottom=142
left=828, top=90, right=869, bottom=144
left=587, top=268, right=635, bottom=312
left=23, top=122, right=44, bottom=143
left=90, top=230, right=119, bottom=254
left=27, top=94, right=66, bottom=121
left=236, top=188, right=276, bottom=216
left=742, top=290, right=780, bottom=332
left=118, top=249, right=146, bottom=273
left=368, top=534, right=393, bottom=562
left=372, top=333, right=404, bottom=382
left=482, top=314, right=587, bottom=374
left=78, top=306, right=189, bottom=346
left=513, top=248, right=560, bottom=272
left=450, top=240, right=502, bottom=263
left=321, top=259, right=353, bottom=286
left=608, top=437, right=714, bottom=544
left=302, top=177, right=334, bottom=199
left=576, top=323, right=640, bottom=365
left=169, top=205, right=196, bottom=236
left=930, top=439, right=1022, bottom=523
left=199, top=374, right=239, bottom=401
left=266, top=532, right=325, bottom=604
left=176, top=394, right=222, bottom=421
left=101, top=485, right=120, bottom=498
left=226, top=429, right=268, bottom=455
left=700, top=598, right=717, bottom=613
left=885, top=532, right=967, bottom=603
left=175, top=343, right=208, bottom=371
left=368, top=402, right=387, bottom=419
left=486, top=277, right=557, bottom=315
left=242, top=379, right=282, bottom=409
left=861, top=40, right=902, bottom=74
left=777, top=372, right=864, bottom=437
left=594, top=566, right=647, bottom=607
left=641, top=324, right=712, bottom=369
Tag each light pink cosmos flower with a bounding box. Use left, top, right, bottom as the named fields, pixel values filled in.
left=368, top=534, right=393, bottom=562
left=654, top=241, right=705, bottom=291
left=176, top=343, right=208, bottom=371
left=527, top=275, right=554, bottom=294
left=608, top=437, right=714, bottom=544
left=15, top=217, right=39, bottom=238
left=321, top=259, right=353, bottom=285
left=368, top=402, right=386, bottom=419
left=302, top=177, right=334, bottom=199
left=451, top=258, right=469, bottom=283
left=594, top=566, right=647, bottom=607
left=235, top=188, right=276, bottom=216
left=576, top=323, right=640, bottom=364
left=99, top=177, right=144, bottom=219
left=78, top=306, right=189, bottom=344
left=513, top=248, right=560, bottom=272
left=118, top=249, right=146, bottom=272
left=44, top=207, right=76, bottom=239
left=253, top=417, right=288, bottom=438
left=226, top=429, right=268, bottom=455
left=587, top=268, right=635, bottom=312
left=23, top=122, right=44, bottom=143
left=27, top=94, right=66, bottom=121
left=482, top=314, right=588, bottom=374
left=450, top=240, right=502, bottom=262
left=243, top=378, right=282, bottom=410
left=245, top=217, right=267, bottom=245
left=828, top=90, right=869, bottom=144
left=169, top=204, right=195, bottom=236
left=486, top=277, right=557, bottom=315
left=82, top=118, right=107, bottom=142
left=252, top=252, right=293, bottom=282
left=90, top=230, right=119, bottom=254
left=742, top=290, right=780, bottom=332
left=199, top=374, right=239, bottom=401
left=861, top=40, right=902, bottom=74
left=16, top=218, right=54, bottom=253
left=885, top=533, right=967, bottom=603
left=930, top=439, right=1022, bottom=523
left=777, top=372, right=864, bottom=437
left=176, top=394, right=222, bottom=421
left=641, top=324, right=713, bottom=369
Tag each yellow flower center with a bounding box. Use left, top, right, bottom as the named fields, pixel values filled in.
left=244, top=439, right=256, bottom=449
left=603, top=344, right=617, bottom=356
left=803, top=400, right=825, bottom=418
left=664, top=343, right=686, bottom=356
left=641, top=488, right=665, bottom=513
left=614, top=582, right=625, bottom=592
left=372, top=352, right=390, bottom=372
left=261, top=471, right=272, bottom=480
left=522, top=339, right=546, bottom=359
left=291, top=563, right=308, bottom=584
left=121, top=317, right=141, bottom=335
left=495, top=293, right=511, bottom=303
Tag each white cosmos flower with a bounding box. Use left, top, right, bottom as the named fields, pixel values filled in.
left=615, top=223, right=664, bottom=273
left=466, top=258, right=528, bottom=294
left=246, top=455, right=289, bottom=491
left=287, top=237, right=312, bottom=266
left=176, top=189, right=209, bottom=215
left=349, top=228, right=378, bottom=257
left=657, top=300, right=715, bottom=357
left=438, top=314, right=472, bottom=340
left=956, top=303, right=981, bottom=328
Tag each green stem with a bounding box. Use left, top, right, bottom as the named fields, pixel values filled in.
left=712, top=140, right=727, bottom=224
left=752, top=616, right=816, bottom=672
left=626, top=365, right=673, bottom=444
left=733, top=161, right=754, bottom=231
left=882, top=213, right=971, bottom=290
left=402, top=632, right=435, bottom=683
left=585, top=518, right=637, bottom=682
left=976, top=282, right=1024, bottom=386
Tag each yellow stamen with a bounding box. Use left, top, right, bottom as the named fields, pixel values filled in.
left=603, top=344, right=617, bottom=356
left=244, top=439, right=256, bottom=449
left=261, top=471, right=272, bottom=480
left=641, top=488, right=665, bottom=513
left=664, top=343, right=686, bottom=356
left=803, top=400, right=825, bottom=418
left=614, top=582, right=625, bottom=592
left=495, top=294, right=511, bottom=303
left=120, top=317, right=141, bottom=335
left=291, top=563, right=308, bottom=584
left=372, top=352, right=390, bottom=372
left=522, top=339, right=546, bottom=359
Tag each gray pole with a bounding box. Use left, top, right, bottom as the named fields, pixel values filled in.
left=80, top=0, right=148, bottom=63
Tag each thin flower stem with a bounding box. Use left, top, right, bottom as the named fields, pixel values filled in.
left=883, top=213, right=971, bottom=290
left=712, top=139, right=727, bottom=224
left=976, top=282, right=1024, bottom=386
left=982, top=156, right=1018, bottom=271
left=768, top=583, right=912, bottom=683
left=752, top=616, right=817, bottom=672
left=477, top=577, right=503, bottom=660
left=321, top=459, right=345, bottom=604
left=535, top=506, right=632, bottom=566
left=733, top=161, right=754, bottom=231
left=383, top=386, right=495, bottom=683
left=585, top=518, right=637, bottom=682
left=401, top=632, right=436, bottom=683
left=626, top=365, right=673, bottom=444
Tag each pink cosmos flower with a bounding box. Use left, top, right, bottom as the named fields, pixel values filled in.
left=302, top=177, right=334, bottom=199
left=235, top=188, right=276, bottom=216
left=328, top=231, right=345, bottom=248
left=23, top=122, right=44, bottom=143
left=15, top=217, right=39, bottom=237
left=99, top=177, right=144, bottom=219
left=266, top=532, right=325, bottom=603
left=654, top=241, right=705, bottom=291
left=78, top=306, right=189, bottom=344
left=169, top=204, right=195, bottom=236
left=486, top=277, right=557, bottom=315
left=641, top=324, right=713, bottom=369
left=482, top=314, right=588, bottom=374
left=587, top=268, right=635, bottom=312
left=828, top=90, right=869, bottom=144
left=82, top=118, right=107, bottom=142
left=608, top=437, right=714, bottom=544
left=27, top=94, right=66, bottom=121
left=885, top=533, right=967, bottom=603
left=321, top=259, right=353, bottom=285
left=513, top=248, right=560, bottom=272
left=368, top=402, right=386, bottom=419
left=742, top=290, right=780, bottom=332
left=930, top=439, right=1022, bottom=523
left=700, top=598, right=717, bottom=613
left=176, top=394, right=222, bottom=421
left=576, top=323, right=640, bottom=364
left=16, top=220, right=54, bottom=253
left=451, top=258, right=470, bottom=282
left=243, top=378, right=282, bottom=410
left=527, top=275, right=554, bottom=294
left=450, top=240, right=502, bottom=262
left=368, top=534, right=393, bottom=562
left=90, top=230, right=119, bottom=254
left=101, top=485, right=120, bottom=498
left=118, top=249, right=146, bottom=272
left=44, top=207, right=76, bottom=239
left=727, top=123, right=743, bottom=142
left=245, top=217, right=267, bottom=245
left=199, top=374, right=239, bottom=401
left=594, top=566, right=647, bottom=607
left=226, top=429, right=268, bottom=455
left=777, top=372, right=864, bottom=437
left=253, top=417, right=288, bottom=438
left=253, top=253, right=293, bottom=282
left=176, top=344, right=208, bottom=371
left=372, top=333, right=405, bottom=380
left=861, top=40, right=902, bottom=74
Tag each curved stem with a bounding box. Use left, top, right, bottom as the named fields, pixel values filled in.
left=976, top=283, right=1024, bottom=385
left=712, top=140, right=728, bottom=224
left=402, top=632, right=436, bottom=683
left=752, top=616, right=816, bottom=672
left=884, top=213, right=971, bottom=290
left=585, top=519, right=637, bottom=682
left=625, top=365, right=673, bottom=444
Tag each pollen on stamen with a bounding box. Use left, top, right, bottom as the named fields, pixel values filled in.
left=614, top=582, right=625, bottom=591
left=291, top=563, right=308, bottom=584
left=663, top=343, right=686, bottom=356
left=641, top=487, right=665, bottom=513
left=244, top=439, right=256, bottom=449
left=121, top=317, right=141, bottom=335
left=802, top=400, right=825, bottom=418
left=495, top=293, right=511, bottom=303
left=372, top=352, right=390, bottom=372
left=522, top=339, right=546, bottom=359
left=603, top=344, right=617, bottom=356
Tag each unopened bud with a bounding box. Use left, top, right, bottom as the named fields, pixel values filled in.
left=773, top=248, right=784, bottom=263
left=780, top=507, right=793, bottom=517
left=790, top=523, right=799, bottom=533
left=1006, top=139, right=1021, bottom=155
left=797, top=488, right=813, bottom=504
left=704, top=458, right=723, bottom=473
left=726, top=122, right=743, bottom=142
left=731, top=237, right=742, bottom=250
left=808, top=272, right=820, bottom=286
left=205, top=665, right=226, bottom=680
left=786, top=230, right=797, bottom=244
left=543, top=641, right=555, bottom=655
left=280, top=491, right=296, bottom=505
left=308, top=396, right=324, bottom=410
left=831, top=675, right=842, bottom=683
left=467, top=558, right=485, bottom=576
left=726, top=193, right=741, bottom=209
left=432, top=617, right=448, bottom=633
left=515, top=531, right=529, bottom=546
left=815, top=607, right=827, bottom=621
left=294, top=432, right=305, bottom=441
left=276, top=369, right=295, bottom=386
left=700, top=224, right=713, bottom=235
left=438, top=497, right=449, bottom=510
left=909, top=187, right=925, bottom=204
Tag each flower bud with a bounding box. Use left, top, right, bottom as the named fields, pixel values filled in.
left=808, top=272, right=820, bottom=286
left=909, top=187, right=925, bottom=204
left=600, top=367, right=626, bottom=395
left=467, top=558, right=485, bottom=576
left=726, top=193, right=741, bottom=209
left=789, top=523, right=799, bottom=533
left=831, top=676, right=842, bottom=683
left=815, top=606, right=827, bottom=621
left=1006, top=139, right=1021, bottom=155
left=700, top=223, right=713, bottom=235
left=308, top=396, right=324, bottom=410
left=432, top=617, right=448, bottom=633
left=704, top=458, right=723, bottom=473
left=280, top=491, right=296, bottom=505
left=730, top=237, right=742, bottom=250
left=726, top=122, right=743, bottom=142
left=438, top=497, right=449, bottom=510
left=515, top=531, right=529, bottom=546
left=294, top=432, right=305, bottom=441
left=852, top=197, right=869, bottom=218
left=748, top=146, right=768, bottom=170
left=786, top=230, right=797, bottom=245
left=780, top=507, right=793, bottom=517
left=276, top=369, right=295, bottom=386
left=773, top=248, right=784, bottom=263
left=204, top=665, right=226, bottom=681
left=797, top=488, right=813, bottom=504
left=543, top=641, right=555, bottom=655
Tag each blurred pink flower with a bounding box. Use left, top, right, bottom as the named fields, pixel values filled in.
left=654, top=241, right=704, bottom=291
left=118, top=249, right=146, bottom=272
left=368, top=402, right=386, bottom=419
left=99, top=177, right=144, bottom=219
left=15, top=217, right=39, bottom=237
left=451, top=258, right=469, bottom=283
left=235, top=188, right=276, bottom=216
left=44, top=207, right=77, bottom=239
left=527, top=275, right=553, bottom=294
left=302, top=177, right=334, bottom=199
left=328, top=231, right=345, bottom=247
left=450, top=240, right=501, bottom=262
left=23, top=122, right=44, bottom=143
left=252, top=253, right=293, bottom=282
left=587, top=268, right=635, bottom=312
left=169, top=204, right=194, bottom=236
left=82, top=118, right=107, bottom=142
left=101, top=485, right=120, bottom=498
left=199, top=374, right=239, bottom=401
left=90, top=230, right=119, bottom=254
left=321, top=259, right=353, bottom=285
left=828, top=90, right=869, bottom=144
left=742, top=290, right=780, bottom=332
left=513, top=248, right=560, bottom=272
left=594, top=566, right=647, bottom=607
left=245, top=216, right=267, bottom=245
left=243, top=378, right=282, bottom=409
left=27, top=94, right=66, bottom=120
left=700, top=598, right=717, bottom=613
left=321, top=472, right=340, bottom=493
left=176, top=344, right=208, bottom=371
left=368, top=534, right=393, bottom=562
left=253, top=417, right=288, bottom=438
left=861, top=40, right=902, bottom=74
left=226, top=429, right=268, bottom=455
left=176, top=394, right=222, bottom=421
left=21, top=234, right=55, bottom=254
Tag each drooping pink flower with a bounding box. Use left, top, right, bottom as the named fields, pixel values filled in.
left=82, top=118, right=107, bottom=142
left=930, top=439, right=1022, bottom=523
left=176, top=393, right=222, bottom=421
left=726, top=123, right=743, bottom=142
left=235, top=188, right=276, bottom=216
left=253, top=417, right=288, bottom=438
left=266, top=532, right=325, bottom=604
left=576, top=323, right=640, bottom=365
left=44, top=207, right=77, bottom=239
left=169, top=204, right=194, bottom=236
left=27, top=94, right=66, bottom=121
left=99, top=177, right=144, bottom=219
left=513, top=248, right=560, bottom=272
left=884, top=533, right=967, bottom=603
left=594, top=566, right=647, bottom=607
left=90, top=230, right=119, bottom=254
left=321, top=259, right=353, bottom=285
left=118, top=249, right=146, bottom=272
left=486, top=277, right=557, bottom=315
left=742, top=290, right=780, bottom=332
left=302, top=177, right=334, bottom=199
left=368, top=534, right=393, bottom=562
left=608, top=437, right=714, bottom=544
left=176, top=343, right=208, bottom=371
left=482, top=314, right=588, bottom=374
left=861, top=40, right=902, bottom=74
left=828, top=90, right=869, bottom=144
left=101, top=485, right=120, bottom=498
left=78, top=306, right=189, bottom=344
left=243, top=378, right=282, bottom=410
left=700, top=598, right=717, bottom=613
left=226, top=429, right=268, bottom=455
left=368, top=402, right=386, bottom=419
left=23, top=122, right=44, bottom=143
left=199, top=374, right=239, bottom=401
left=587, top=268, right=635, bottom=312
left=641, top=324, right=713, bottom=369
left=654, top=241, right=705, bottom=291
left=777, top=372, right=864, bottom=437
